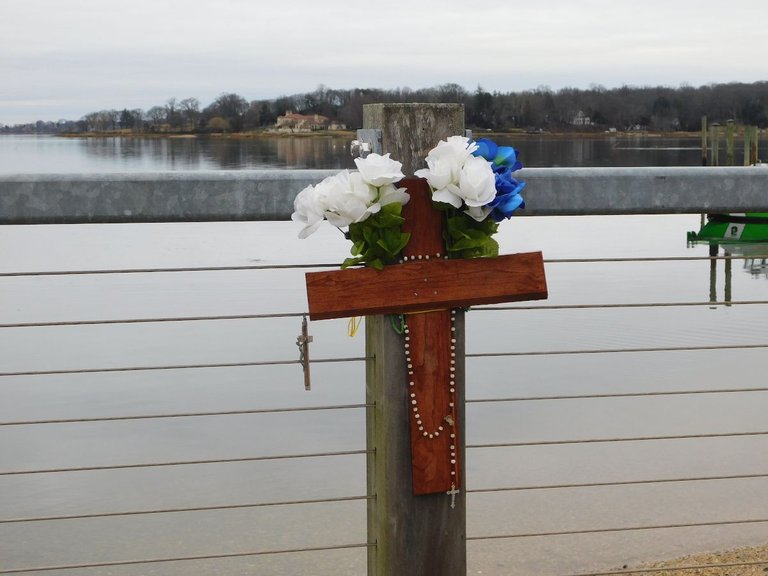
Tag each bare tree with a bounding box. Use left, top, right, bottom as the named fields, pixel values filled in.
left=178, top=97, right=200, bottom=130
left=146, top=106, right=167, bottom=130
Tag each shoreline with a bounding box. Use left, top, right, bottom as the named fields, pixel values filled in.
left=627, top=543, right=768, bottom=575
left=49, top=129, right=708, bottom=140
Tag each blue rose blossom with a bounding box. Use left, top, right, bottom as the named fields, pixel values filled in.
left=473, top=138, right=498, bottom=162
left=493, top=145, right=523, bottom=172
left=471, top=138, right=526, bottom=221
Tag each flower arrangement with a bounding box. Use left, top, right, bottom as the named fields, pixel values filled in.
left=415, top=136, right=525, bottom=258
left=292, top=136, right=525, bottom=265
left=291, top=153, right=411, bottom=269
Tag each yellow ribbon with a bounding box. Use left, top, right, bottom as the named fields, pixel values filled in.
left=347, top=316, right=362, bottom=337
left=405, top=308, right=448, bottom=315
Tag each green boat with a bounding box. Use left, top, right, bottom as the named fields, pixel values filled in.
left=688, top=214, right=768, bottom=302
left=688, top=213, right=768, bottom=244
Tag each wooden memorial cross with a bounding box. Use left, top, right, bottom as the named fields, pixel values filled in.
left=304, top=177, right=548, bottom=495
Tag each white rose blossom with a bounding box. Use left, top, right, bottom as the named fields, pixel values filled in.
left=291, top=156, right=409, bottom=238
left=416, top=136, right=495, bottom=220
left=458, top=155, right=497, bottom=207
left=354, top=153, right=405, bottom=187
left=415, top=136, right=477, bottom=200
left=291, top=183, right=328, bottom=239
left=322, top=171, right=378, bottom=228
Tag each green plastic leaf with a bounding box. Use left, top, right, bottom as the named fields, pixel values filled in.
left=341, top=256, right=365, bottom=269
left=338, top=204, right=411, bottom=269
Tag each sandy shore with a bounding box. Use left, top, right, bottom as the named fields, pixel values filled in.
left=630, top=544, right=768, bottom=575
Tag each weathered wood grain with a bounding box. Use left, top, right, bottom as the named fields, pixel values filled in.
left=305, top=251, right=547, bottom=320
left=363, top=104, right=467, bottom=576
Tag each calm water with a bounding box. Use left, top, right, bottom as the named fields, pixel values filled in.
left=0, top=133, right=707, bottom=172
left=1, top=136, right=767, bottom=575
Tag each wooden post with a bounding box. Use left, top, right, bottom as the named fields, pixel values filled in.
left=365, top=103, right=466, bottom=576
left=744, top=126, right=752, bottom=166
left=709, top=243, right=718, bottom=305
left=710, top=123, right=720, bottom=166
left=701, top=116, right=708, bottom=166
left=749, top=126, right=759, bottom=165
left=726, top=120, right=735, bottom=166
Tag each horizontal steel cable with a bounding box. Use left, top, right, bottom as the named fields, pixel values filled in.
left=467, top=386, right=768, bottom=404
left=0, top=356, right=367, bottom=378
left=0, top=403, right=372, bottom=427
left=10, top=431, right=762, bottom=475
left=547, top=255, right=761, bottom=263
left=6, top=473, right=767, bottom=525
left=0, top=262, right=341, bottom=278
left=3, top=299, right=767, bottom=330
left=2, top=388, right=764, bottom=427
left=0, top=312, right=306, bottom=328
left=4, top=343, right=768, bottom=379
left=0, top=494, right=371, bottom=524
left=563, top=559, right=768, bottom=576
left=466, top=517, right=768, bottom=541
left=467, top=342, right=768, bottom=359
left=4, top=386, right=765, bottom=427
left=468, top=472, right=768, bottom=495
left=0, top=542, right=372, bottom=575
left=471, top=299, right=768, bottom=312
left=468, top=430, right=768, bottom=450
left=0, top=449, right=371, bottom=476
left=0, top=254, right=759, bottom=278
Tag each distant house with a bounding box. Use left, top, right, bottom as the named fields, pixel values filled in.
left=571, top=110, right=593, bottom=127
left=275, top=111, right=346, bottom=132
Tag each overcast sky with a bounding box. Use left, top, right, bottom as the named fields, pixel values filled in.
left=2, top=0, right=767, bottom=125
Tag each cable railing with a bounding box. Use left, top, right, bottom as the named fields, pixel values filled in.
left=3, top=315, right=768, bottom=572
left=0, top=449, right=373, bottom=477
left=3, top=169, right=768, bottom=575
left=0, top=543, right=375, bottom=575
left=0, top=253, right=761, bottom=278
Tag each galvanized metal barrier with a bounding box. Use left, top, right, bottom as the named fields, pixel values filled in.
left=3, top=166, right=768, bottom=224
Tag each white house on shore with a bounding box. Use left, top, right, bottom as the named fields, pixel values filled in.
left=275, top=111, right=346, bottom=132
left=571, top=110, right=593, bottom=126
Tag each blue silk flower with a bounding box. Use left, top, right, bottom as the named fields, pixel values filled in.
left=472, top=138, right=526, bottom=222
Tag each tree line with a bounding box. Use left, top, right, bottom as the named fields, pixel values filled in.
left=3, top=81, right=768, bottom=135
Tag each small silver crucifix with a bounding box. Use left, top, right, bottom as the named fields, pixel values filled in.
left=296, top=315, right=313, bottom=391
left=446, top=483, right=460, bottom=509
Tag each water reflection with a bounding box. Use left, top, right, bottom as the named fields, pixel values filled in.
left=80, top=137, right=212, bottom=170
left=705, top=244, right=768, bottom=305
left=495, top=135, right=704, bottom=167
left=73, top=134, right=707, bottom=169
left=77, top=135, right=357, bottom=171
left=0, top=134, right=707, bottom=173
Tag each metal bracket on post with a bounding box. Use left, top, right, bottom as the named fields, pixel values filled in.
left=351, top=129, right=382, bottom=158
